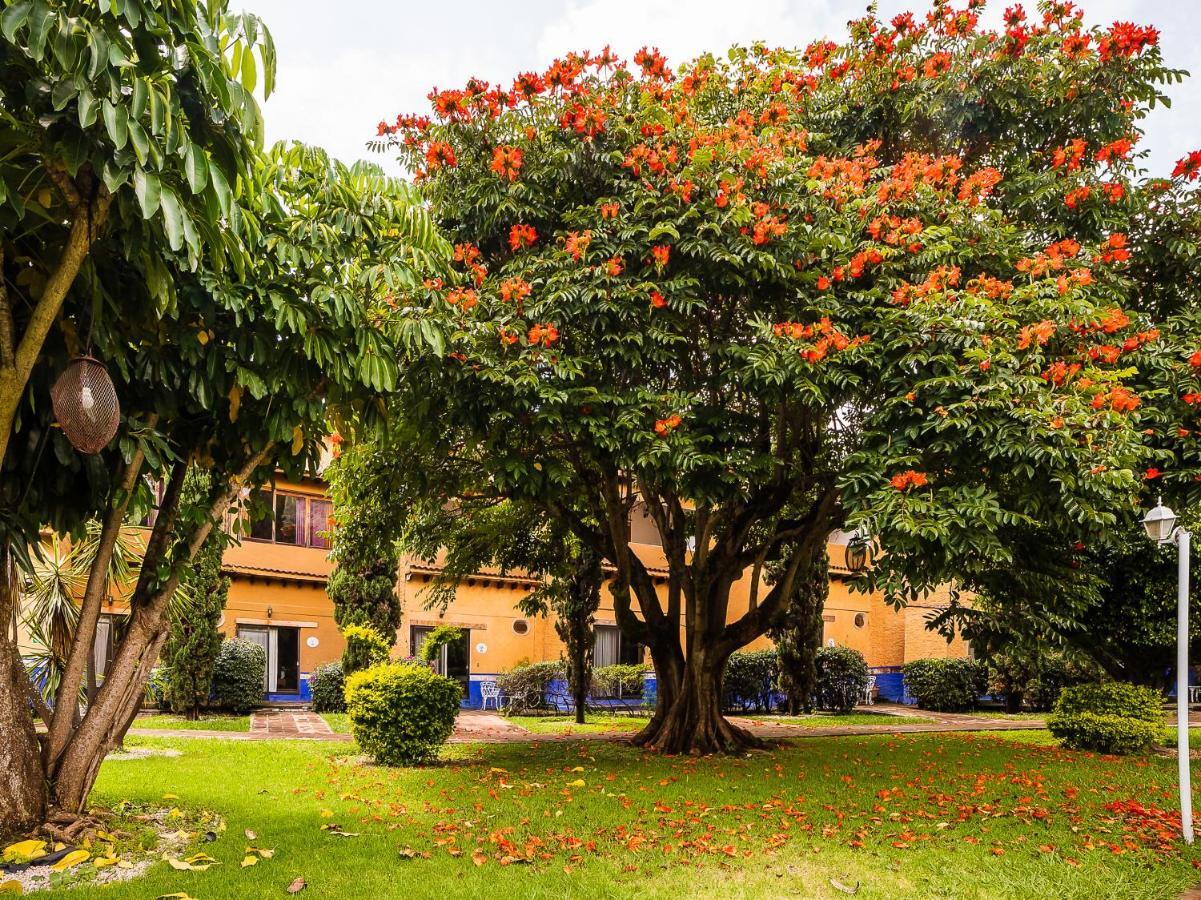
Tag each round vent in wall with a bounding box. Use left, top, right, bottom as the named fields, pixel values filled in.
left=512, top=619, right=530, bottom=636
left=854, top=613, right=866, bottom=628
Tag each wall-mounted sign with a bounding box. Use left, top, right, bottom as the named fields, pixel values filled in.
left=475, top=642, right=487, bottom=655
left=306, top=636, right=320, bottom=648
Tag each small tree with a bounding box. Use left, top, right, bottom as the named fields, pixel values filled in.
left=341, top=624, right=391, bottom=674
left=162, top=470, right=229, bottom=720
left=770, top=549, right=828, bottom=715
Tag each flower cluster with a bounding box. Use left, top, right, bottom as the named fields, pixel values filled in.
left=889, top=470, right=929, bottom=491
left=654, top=413, right=682, bottom=437
left=527, top=323, right=559, bottom=347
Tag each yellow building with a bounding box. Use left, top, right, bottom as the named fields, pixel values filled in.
left=212, top=480, right=968, bottom=705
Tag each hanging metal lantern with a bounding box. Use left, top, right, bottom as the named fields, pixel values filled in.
left=50, top=356, right=120, bottom=454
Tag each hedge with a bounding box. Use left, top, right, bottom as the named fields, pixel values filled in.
left=345, top=663, right=462, bottom=765
left=310, top=661, right=346, bottom=713
left=1047, top=682, right=1165, bottom=754
left=813, top=646, right=870, bottom=713
left=902, top=658, right=989, bottom=712
left=211, top=638, right=266, bottom=713
left=341, top=624, right=390, bottom=674
left=497, top=661, right=564, bottom=712
left=722, top=650, right=779, bottom=713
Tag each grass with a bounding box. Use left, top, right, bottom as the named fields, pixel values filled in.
left=47, top=727, right=1201, bottom=899
left=320, top=713, right=351, bottom=734
left=130, top=714, right=251, bottom=732
left=507, top=713, right=649, bottom=734
left=735, top=711, right=938, bottom=727
left=952, top=710, right=1048, bottom=721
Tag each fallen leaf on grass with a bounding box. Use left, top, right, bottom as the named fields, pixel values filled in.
left=319, top=825, right=359, bottom=838
left=830, top=878, right=859, bottom=895
left=241, top=856, right=258, bottom=868
left=164, top=853, right=219, bottom=871
left=245, top=846, right=275, bottom=859
left=471, top=849, right=487, bottom=866
left=162, top=794, right=179, bottom=800
left=244, top=829, right=257, bottom=841
left=51, top=850, right=90, bottom=871
left=567, top=779, right=585, bottom=788
left=398, top=848, right=417, bottom=859
left=155, top=894, right=198, bottom=900
left=0, top=881, right=22, bottom=895
left=287, top=877, right=306, bottom=894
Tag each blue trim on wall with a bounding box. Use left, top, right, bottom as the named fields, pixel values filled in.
left=265, top=673, right=312, bottom=704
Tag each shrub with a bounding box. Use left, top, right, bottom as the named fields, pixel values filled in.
left=497, top=661, right=564, bottom=712
left=591, top=663, right=649, bottom=697
left=310, top=662, right=346, bottom=713
left=341, top=624, right=390, bottom=674
left=814, top=646, right=871, bottom=713
left=211, top=639, right=265, bottom=713
left=902, top=658, right=988, bottom=712
left=987, top=652, right=1098, bottom=712
left=722, top=650, right=779, bottom=713
left=1047, top=682, right=1165, bottom=754
left=345, top=663, right=461, bottom=764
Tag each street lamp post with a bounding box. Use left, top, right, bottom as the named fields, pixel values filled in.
left=1142, top=498, right=1194, bottom=844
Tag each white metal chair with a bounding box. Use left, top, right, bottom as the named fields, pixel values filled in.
left=480, top=680, right=501, bottom=710
left=863, top=675, right=876, bottom=706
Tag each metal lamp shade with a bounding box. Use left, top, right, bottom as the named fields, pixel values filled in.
left=1142, top=498, right=1178, bottom=544
left=845, top=539, right=871, bottom=573
left=50, top=356, right=120, bottom=454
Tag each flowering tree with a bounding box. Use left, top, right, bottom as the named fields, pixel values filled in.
left=376, top=1, right=1199, bottom=752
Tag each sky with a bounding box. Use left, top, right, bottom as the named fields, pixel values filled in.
left=243, top=0, right=1199, bottom=179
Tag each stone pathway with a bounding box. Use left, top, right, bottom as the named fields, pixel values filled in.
left=250, top=708, right=335, bottom=738
left=122, top=704, right=1107, bottom=745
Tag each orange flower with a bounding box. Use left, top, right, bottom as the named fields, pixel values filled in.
left=605, top=257, right=623, bottom=277
left=599, top=201, right=620, bottom=219
left=490, top=145, right=523, bottom=181
left=499, top=277, right=531, bottom=303
left=890, top=470, right=929, bottom=491
left=654, top=413, right=683, bottom=437
left=651, top=244, right=671, bottom=268
left=650, top=290, right=667, bottom=309
left=565, top=230, right=592, bottom=261
left=527, top=322, right=559, bottom=347
left=425, top=141, right=457, bottom=169
left=509, top=223, right=537, bottom=251
left=816, top=276, right=831, bottom=290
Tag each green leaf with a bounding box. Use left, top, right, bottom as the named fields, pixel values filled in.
left=133, top=168, right=160, bottom=219
left=159, top=186, right=184, bottom=251
left=184, top=144, right=208, bottom=194
left=241, top=45, right=257, bottom=95
left=102, top=100, right=128, bottom=150
left=131, top=78, right=148, bottom=119
left=77, top=87, right=98, bottom=128
left=0, top=1, right=31, bottom=45
left=207, top=163, right=231, bottom=217
left=127, top=118, right=149, bottom=163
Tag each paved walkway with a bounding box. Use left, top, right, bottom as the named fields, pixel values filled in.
left=122, top=704, right=1061, bottom=744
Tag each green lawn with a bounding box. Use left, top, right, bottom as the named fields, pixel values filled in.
left=507, top=713, right=650, bottom=734
left=736, top=711, right=937, bottom=727
left=953, top=711, right=1048, bottom=721
left=130, top=713, right=251, bottom=732
left=39, top=728, right=1200, bottom=898
left=320, top=713, right=351, bottom=734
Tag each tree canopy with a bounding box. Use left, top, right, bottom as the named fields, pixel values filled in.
left=371, top=2, right=1201, bottom=752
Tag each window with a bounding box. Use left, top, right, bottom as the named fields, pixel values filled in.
left=243, top=488, right=332, bottom=549
left=593, top=624, right=642, bottom=668
left=308, top=499, right=333, bottom=551
left=275, top=493, right=302, bottom=545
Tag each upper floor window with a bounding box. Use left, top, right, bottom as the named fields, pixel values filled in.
left=243, top=488, right=332, bottom=549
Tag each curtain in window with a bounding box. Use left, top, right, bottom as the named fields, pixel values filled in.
left=275, top=493, right=303, bottom=545
left=308, top=499, right=333, bottom=550
left=594, top=625, right=619, bottom=668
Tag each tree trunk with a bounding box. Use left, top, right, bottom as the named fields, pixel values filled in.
left=0, top=634, right=44, bottom=833
left=635, top=649, right=765, bottom=754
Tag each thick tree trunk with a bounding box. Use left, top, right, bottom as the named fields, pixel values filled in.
left=636, top=650, right=765, bottom=754
left=0, top=635, right=45, bottom=834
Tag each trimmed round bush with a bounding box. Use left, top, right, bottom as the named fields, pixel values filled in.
left=902, top=657, right=988, bottom=712
left=310, top=661, right=346, bottom=713
left=814, top=646, right=870, bottom=713
left=722, top=649, right=779, bottom=713
left=211, top=638, right=265, bottom=713
left=341, top=624, right=390, bottom=674
left=345, top=663, right=462, bottom=765
left=1047, top=682, right=1164, bottom=754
